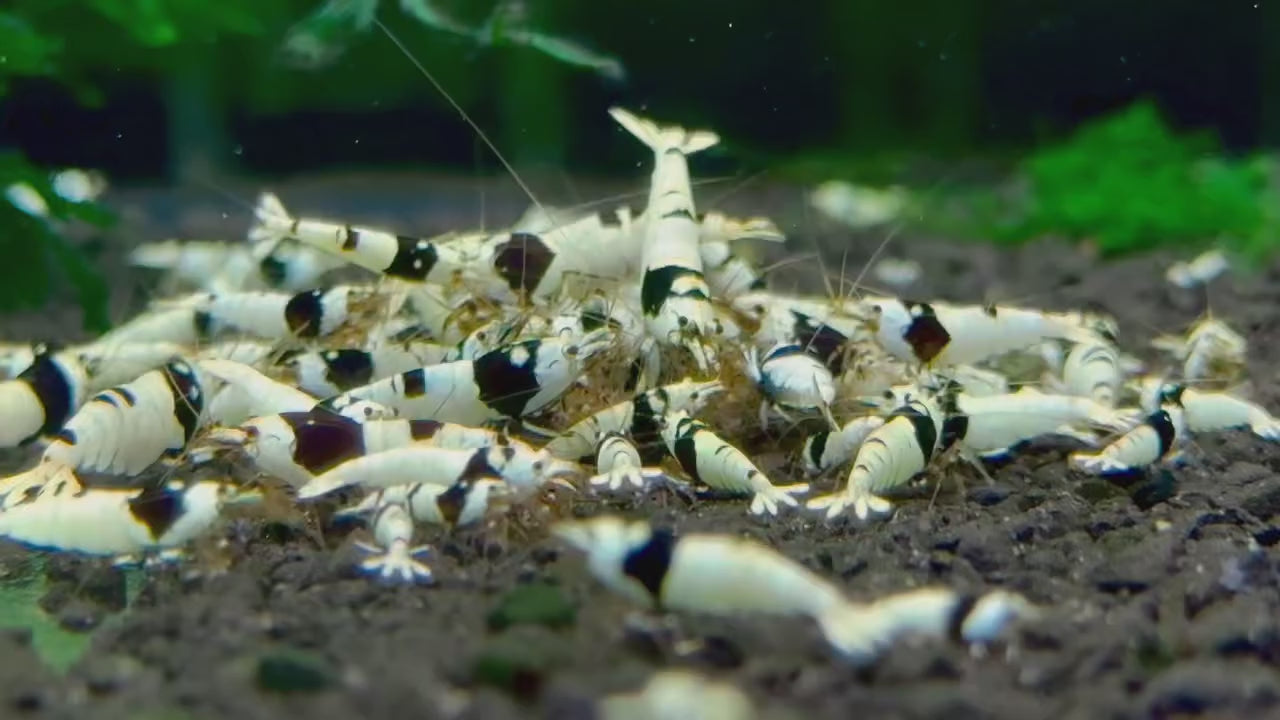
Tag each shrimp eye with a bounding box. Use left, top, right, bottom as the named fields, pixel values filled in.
left=533, top=461, right=544, bottom=473
left=883, top=390, right=894, bottom=400
left=752, top=304, right=765, bottom=315
left=565, top=345, right=579, bottom=357
left=872, top=304, right=883, bottom=314
left=677, top=316, right=689, bottom=328
left=363, top=406, right=374, bottom=418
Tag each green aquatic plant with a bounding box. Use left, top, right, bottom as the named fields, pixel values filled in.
left=0, top=0, right=272, bottom=330
left=1008, top=100, right=1278, bottom=257
left=0, top=557, right=144, bottom=674
left=0, top=156, right=114, bottom=333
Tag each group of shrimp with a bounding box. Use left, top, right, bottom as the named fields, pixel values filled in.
left=0, top=105, right=1273, bottom=669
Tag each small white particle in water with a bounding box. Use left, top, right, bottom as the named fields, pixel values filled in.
left=354, top=138, right=360, bottom=144
left=728, top=22, right=733, bottom=28
left=233, top=146, right=243, bottom=156
left=1120, top=55, right=1127, bottom=63
left=939, top=52, right=948, bottom=61
left=689, top=36, right=695, bottom=43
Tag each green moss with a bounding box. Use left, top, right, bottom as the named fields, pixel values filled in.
left=1006, top=101, right=1279, bottom=257
left=0, top=155, right=114, bottom=333
left=486, top=582, right=576, bottom=631
left=0, top=557, right=144, bottom=674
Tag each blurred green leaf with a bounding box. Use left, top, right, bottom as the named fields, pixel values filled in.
left=0, top=12, right=62, bottom=90
left=0, top=154, right=115, bottom=333
left=0, top=560, right=93, bottom=674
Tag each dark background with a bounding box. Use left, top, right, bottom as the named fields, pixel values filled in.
left=0, top=0, right=1274, bottom=185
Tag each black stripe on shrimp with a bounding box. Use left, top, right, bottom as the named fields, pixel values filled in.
left=127, top=483, right=185, bottom=539
left=492, top=232, right=555, bottom=296
left=17, top=351, right=79, bottom=443
left=892, top=404, right=939, bottom=464
left=902, top=301, right=951, bottom=364
left=473, top=341, right=543, bottom=418
left=640, top=265, right=707, bottom=317
left=384, top=235, right=441, bottom=280
left=284, top=289, right=327, bottom=337
left=320, top=349, right=375, bottom=391
left=282, top=410, right=367, bottom=475
left=163, top=360, right=205, bottom=447
left=622, top=526, right=675, bottom=606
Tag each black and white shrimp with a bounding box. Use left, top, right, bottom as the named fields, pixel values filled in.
left=939, top=364, right=1010, bottom=398
left=283, top=342, right=454, bottom=397
left=822, top=585, right=1038, bottom=667
left=250, top=192, right=468, bottom=285
left=338, top=475, right=508, bottom=531
left=554, top=515, right=847, bottom=633
left=1165, top=249, right=1229, bottom=290
left=1151, top=317, right=1247, bottom=385
left=0, top=342, right=37, bottom=379
left=700, top=240, right=763, bottom=299
left=1137, top=379, right=1280, bottom=441
left=330, top=330, right=612, bottom=426
left=206, top=409, right=560, bottom=489
left=801, top=416, right=886, bottom=477
left=588, top=431, right=671, bottom=493
left=72, top=341, right=190, bottom=394
left=806, top=388, right=945, bottom=521
left=197, top=358, right=319, bottom=426
left=95, top=305, right=209, bottom=347
left=611, top=107, right=722, bottom=372
left=0, top=345, right=88, bottom=448
left=183, top=286, right=356, bottom=340
left=554, top=516, right=1033, bottom=665
left=295, top=445, right=517, bottom=500
left=597, top=670, right=754, bottom=719
left=1060, top=340, right=1123, bottom=407
left=0, top=470, right=259, bottom=560
left=40, top=359, right=206, bottom=477
left=129, top=239, right=241, bottom=288
left=745, top=342, right=838, bottom=430
left=861, top=297, right=1102, bottom=368
left=545, top=378, right=724, bottom=462
left=349, top=502, right=435, bottom=584
left=1069, top=404, right=1188, bottom=475
left=660, top=411, right=808, bottom=516
left=470, top=217, right=641, bottom=303
left=131, top=238, right=346, bottom=292
left=730, top=291, right=864, bottom=363
left=941, top=388, right=1140, bottom=461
